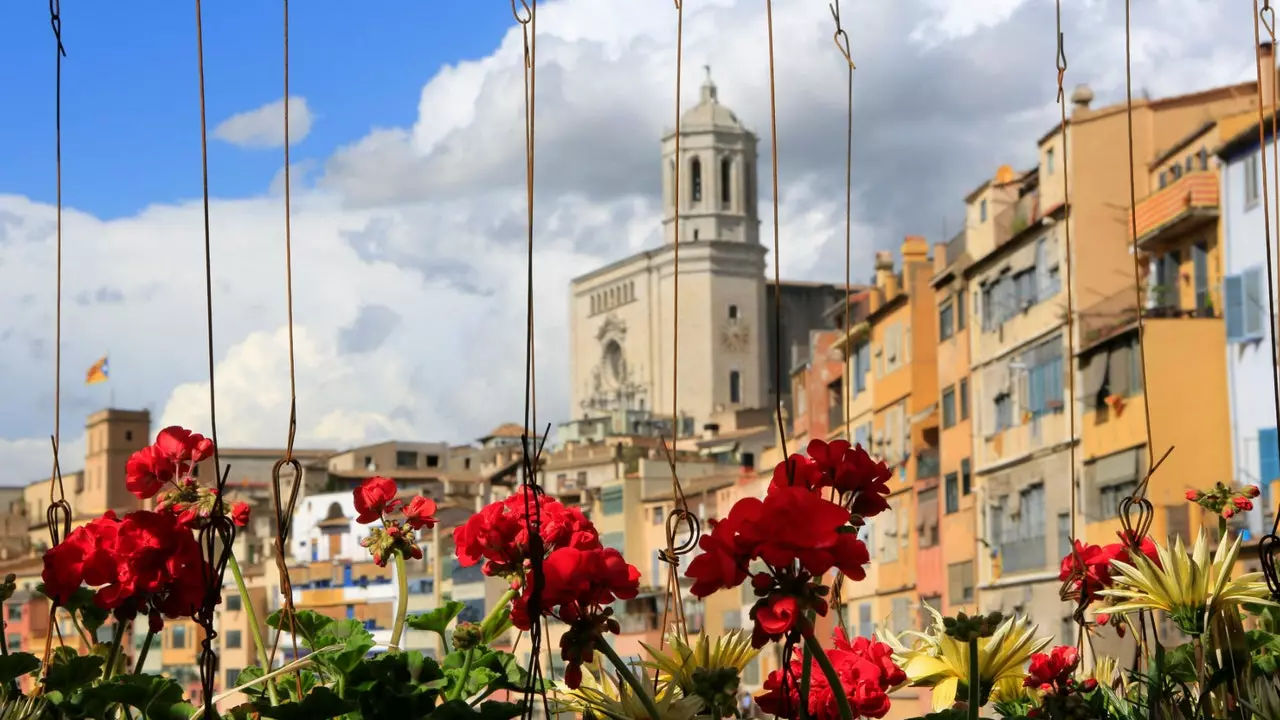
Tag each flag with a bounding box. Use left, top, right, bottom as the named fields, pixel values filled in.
left=86, top=355, right=109, bottom=385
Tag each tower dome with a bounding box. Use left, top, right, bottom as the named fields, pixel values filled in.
left=680, top=66, right=744, bottom=131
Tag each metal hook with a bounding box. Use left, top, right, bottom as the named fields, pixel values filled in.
left=829, top=1, right=855, bottom=70
left=510, top=0, right=532, bottom=25
left=48, top=0, right=66, bottom=56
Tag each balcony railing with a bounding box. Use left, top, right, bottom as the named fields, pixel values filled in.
left=994, top=191, right=1041, bottom=249
left=1132, top=170, right=1218, bottom=248
left=1079, top=288, right=1220, bottom=350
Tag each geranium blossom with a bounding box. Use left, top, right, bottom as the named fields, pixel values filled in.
left=453, top=488, right=600, bottom=578
left=41, top=509, right=208, bottom=631
left=353, top=477, right=434, bottom=567
left=757, top=629, right=905, bottom=719
left=124, top=426, right=250, bottom=530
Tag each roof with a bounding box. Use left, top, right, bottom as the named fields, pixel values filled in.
left=675, top=75, right=746, bottom=133
left=1217, top=110, right=1278, bottom=160
left=480, top=423, right=529, bottom=441
left=642, top=472, right=742, bottom=503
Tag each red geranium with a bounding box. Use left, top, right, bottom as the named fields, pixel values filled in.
left=1025, top=645, right=1080, bottom=692
left=804, top=439, right=893, bottom=517
left=758, top=629, right=905, bottom=719
left=510, top=546, right=640, bottom=688
left=453, top=488, right=600, bottom=578
left=125, top=426, right=249, bottom=531
left=41, top=509, right=207, bottom=630
left=125, top=445, right=175, bottom=500
left=230, top=501, right=251, bottom=527
left=353, top=477, right=434, bottom=567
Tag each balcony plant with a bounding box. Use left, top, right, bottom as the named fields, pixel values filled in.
left=4, top=429, right=1280, bottom=720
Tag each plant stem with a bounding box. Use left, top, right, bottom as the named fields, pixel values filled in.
left=228, top=553, right=278, bottom=706
left=801, top=632, right=855, bottom=720
left=596, top=635, right=664, bottom=720
left=449, top=648, right=476, bottom=701
left=103, top=620, right=127, bottom=682
left=478, top=588, right=518, bottom=641
left=389, top=552, right=410, bottom=652
left=799, top=642, right=813, bottom=720
left=967, top=639, right=980, bottom=720
left=132, top=630, right=154, bottom=674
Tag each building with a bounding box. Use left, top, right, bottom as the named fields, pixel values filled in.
left=566, top=72, right=843, bottom=444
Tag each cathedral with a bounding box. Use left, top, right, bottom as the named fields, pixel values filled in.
left=565, top=71, right=844, bottom=442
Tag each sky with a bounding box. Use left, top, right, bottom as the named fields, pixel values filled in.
left=0, top=0, right=1261, bottom=485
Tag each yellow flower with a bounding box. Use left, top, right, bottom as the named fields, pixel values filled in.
left=878, top=604, right=1052, bottom=712
left=1099, top=529, right=1277, bottom=635
left=640, top=629, right=758, bottom=698
left=551, top=663, right=704, bottom=720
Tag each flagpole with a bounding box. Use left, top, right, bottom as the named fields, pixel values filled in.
left=107, top=349, right=114, bottom=409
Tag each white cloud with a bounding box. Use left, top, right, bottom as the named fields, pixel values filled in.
left=0, top=0, right=1255, bottom=486
left=214, top=96, right=314, bottom=149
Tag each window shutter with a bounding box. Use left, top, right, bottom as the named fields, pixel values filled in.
left=1259, top=427, right=1279, bottom=485
left=1225, top=274, right=1245, bottom=342
left=1244, top=267, right=1265, bottom=338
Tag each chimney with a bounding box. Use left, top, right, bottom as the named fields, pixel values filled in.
left=901, top=235, right=929, bottom=265
left=1070, top=84, right=1094, bottom=116
left=932, top=242, right=948, bottom=275
left=1261, top=42, right=1276, bottom=112
left=874, top=251, right=898, bottom=298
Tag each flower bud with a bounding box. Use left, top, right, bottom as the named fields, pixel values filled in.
left=1082, top=678, right=1098, bottom=692
left=1245, top=484, right=1262, bottom=498
left=1185, top=489, right=1202, bottom=501
left=452, top=621, right=484, bottom=650
left=1223, top=507, right=1235, bottom=519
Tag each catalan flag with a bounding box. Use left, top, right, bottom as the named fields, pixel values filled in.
left=86, top=355, right=109, bottom=385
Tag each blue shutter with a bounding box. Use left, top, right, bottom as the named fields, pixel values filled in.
left=1244, top=267, right=1265, bottom=338
left=1225, top=274, right=1245, bottom=342
left=1260, top=428, right=1279, bottom=485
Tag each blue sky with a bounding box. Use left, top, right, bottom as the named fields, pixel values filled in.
left=0, top=0, right=511, bottom=218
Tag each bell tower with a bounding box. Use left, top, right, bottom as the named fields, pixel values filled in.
left=661, top=68, right=760, bottom=246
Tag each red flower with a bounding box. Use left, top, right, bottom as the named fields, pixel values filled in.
left=1233, top=496, right=1254, bottom=512
left=768, top=454, right=825, bottom=493
left=1245, top=484, right=1262, bottom=498
left=1059, top=533, right=1160, bottom=607
left=403, top=495, right=438, bottom=530
left=758, top=629, right=904, bottom=719
left=1223, top=507, right=1236, bottom=519
left=769, top=442, right=893, bottom=519
left=510, top=546, right=640, bottom=688
left=230, top=502, right=251, bottom=527
left=453, top=488, right=600, bottom=578
left=1185, top=489, right=1202, bottom=501
left=154, top=426, right=213, bottom=465
left=1025, top=645, right=1080, bottom=692
left=40, top=509, right=208, bottom=629
left=752, top=595, right=801, bottom=647
left=125, top=446, right=175, bottom=500
left=353, top=476, right=398, bottom=524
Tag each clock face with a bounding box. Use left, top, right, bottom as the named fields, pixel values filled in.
left=721, top=322, right=750, bottom=352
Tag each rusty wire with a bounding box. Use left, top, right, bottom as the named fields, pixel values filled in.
left=263, top=0, right=306, bottom=696
left=827, top=0, right=856, bottom=635
left=38, top=0, right=73, bottom=684
left=1253, top=0, right=1280, bottom=602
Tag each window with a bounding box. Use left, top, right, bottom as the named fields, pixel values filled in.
left=458, top=598, right=486, bottom=624
left=1260, top=428, right=1280, bottom=485
left=1159, top=171, right=1168, bottom=189
left=941, top=386, right=957, bottom=429
left=959, top=378, right=970, bottom=420
left=652, top=550, right=662, bottom=585
left=980, top=198, right=988, bottom=222
left=225, top=630, right=242, bottom=649
left=956, top=290, right=967, bottom=331
left=742, top=657, right=760, bottom=686
left=994, top=393, right=1013, bottom=431
left=225, top=668, right=241, bottom=691
left=226, top=595, right=241, bottom=612
left=1099, top=480, right=1138, bottom=519
left=426, top=454, right=439, bottom=468
left=1246, top=153, right=1261, bottom=207
left=653, top=506, right=664, bottom=525
left=1192, top=242, right=1210, bottom=310
left=729, top=370, right=741, bottom=404
left=999, top=484, right=1047, bottom=574
left=7, top=604, right=20, bottom=621
left=890, top=598, right=913, bottom=633
left=395, top=451, right=418, bottom=468
left=961, top=458, right=972, bottom=495
left=1036, top=234, right=1061, bottom=299
left=853, top=343, right=870, bottom=394
left=1225, top=268, right=1266, bottom=343
left=601, top=487, right=624, bottom=515
left=944, top=473, right=960, bottom=514
left=722, top=609, right=742, bottom=630
left=920, top=595, right=943, bottom=629
left=1045, top=147, right=1055, bottom=175
left=1058, top=512, right=1073, bottom=560
left=728, top=304, right=738, bottom=321
left=1013, top=268, right=1037, bottom=309
left=691, top=157, right=703, bottom=202
left=939, top=301, right=955, bottom=341
left=171, top=625, right=187, bottom=649
left=879, top=504, right=899, bottom=562
left=1025, top=337, right=1065, bottom=418
left=6, top=634, right=20, bottom=652
left=918, top=488, right=939, bottom=548
left=720, top=158, right=732, bottom=206
left=858, top=603, right=873, bottom=639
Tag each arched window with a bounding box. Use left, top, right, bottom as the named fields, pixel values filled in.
left=729, top=370, right=742, bottom=404
left=721, top=157, right=732, bottom=206
left=668, top=159, right=676, bottom=207
left=691, top=157, right=703, bottom=202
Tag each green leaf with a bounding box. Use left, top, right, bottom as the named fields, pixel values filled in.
left=406, top=601, right=466, bottom=637
left=429, top=699, right=527, bottom=720
left=42, top=653, right=104, bottom=697
left=474, top=700, right=528, bottom=720
left=474, top=650, right=536, bottom=692
left=0, top=652, right=40, bottom=684
left=83, top=675, right=189, bottom=719
left=266, top=609, right=335, bottom=650
left=257, top=686, right=351, bottom=720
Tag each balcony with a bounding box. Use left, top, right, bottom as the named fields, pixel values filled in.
left=1132, top=170, right=1218, bottom=252
left=994, top=190, right=1041, bottom=249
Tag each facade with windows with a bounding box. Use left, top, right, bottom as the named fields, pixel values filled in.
left=1218, top=115, right=1280, bottom=537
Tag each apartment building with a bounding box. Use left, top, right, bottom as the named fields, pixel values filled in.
left=931, top=232, right=979, bottom=618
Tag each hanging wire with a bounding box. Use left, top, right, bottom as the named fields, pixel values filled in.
left=192, top=0, right=235, bottom=712
left=509, top=2, right=551, bottom=717
left=38, top=0, right=72, bottom=682
left=654, top=0, right=701, bottom=659
left=1254, top=0, right=1280, bottom=602
left=828, top=0, right=856, bottom=636
left=264, top=0, right=306, bottom=696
